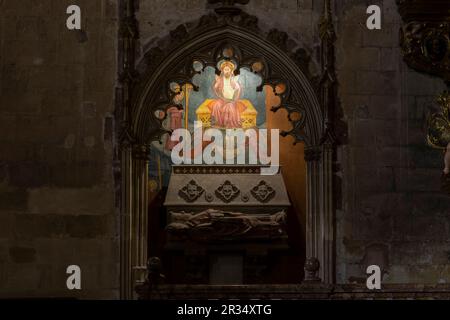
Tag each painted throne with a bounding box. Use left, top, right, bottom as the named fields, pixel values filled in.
left=196, top=99, right=258, bottom=129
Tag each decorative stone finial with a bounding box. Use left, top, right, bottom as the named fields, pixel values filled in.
left=303, top=257, right=321, bottom=282
left=146, top=257, right=166, bottom=285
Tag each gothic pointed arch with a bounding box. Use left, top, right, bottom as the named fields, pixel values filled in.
left=127, top=13, right=323, bottom=147
left=117, top=0, right=336, bottom=298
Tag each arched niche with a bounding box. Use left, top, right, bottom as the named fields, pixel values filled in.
left=132, top=28, right=322, bottom=145
left=118, top=3, right=335, bottom=298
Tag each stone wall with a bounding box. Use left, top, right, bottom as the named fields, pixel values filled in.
left=335, top=0, right=450, bottom=284
left=0, top=0, right=119, bottom=298
left=0, top=0, right=449, bottom=299
left=136, top=0, right=322, bottom=65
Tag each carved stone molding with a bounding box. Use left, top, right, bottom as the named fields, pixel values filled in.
left=138, top=11, right=314, bottom=84
left=173, top=166, right=264, bottom=174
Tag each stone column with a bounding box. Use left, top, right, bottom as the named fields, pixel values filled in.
left=304, top=143, right=334, bottom=283
left=120, top=143, right=150, bottom=299
left=131, top=144, right=150, bottom=295
left=120, top=146, right=133, bottom=299
left=118, top=0, right=140, bottom=299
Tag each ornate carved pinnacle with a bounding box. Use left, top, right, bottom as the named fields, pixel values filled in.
left=319, top=0, right=336, bottom=41
left=119, top=16, right=139, bottom=39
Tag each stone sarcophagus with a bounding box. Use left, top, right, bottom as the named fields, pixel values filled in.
left=164, top=165, right=291, bottom=243
left=163, top=165, right=291, bottom=284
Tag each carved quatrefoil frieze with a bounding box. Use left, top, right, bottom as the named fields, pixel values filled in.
left=251, top=180, right=276, bottom=203
left=178, top=180, right=205, bottom=202
left=215, top=180, right=240, bottom=203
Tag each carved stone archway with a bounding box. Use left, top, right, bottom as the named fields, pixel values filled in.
left=117, top=0, right=337, bottom=299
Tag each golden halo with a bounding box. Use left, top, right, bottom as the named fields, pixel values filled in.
left=219, top=60, right=236, bottom=72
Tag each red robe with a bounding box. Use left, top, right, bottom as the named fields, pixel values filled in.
left=165, top=106, right=183, bottom=151
left=207, top=75, right=246, bottom=128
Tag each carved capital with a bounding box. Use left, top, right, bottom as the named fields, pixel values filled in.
left=132, top=144, right=151, bottom=160
left=119, top=125, right=136, bottom=151
left=304, top=146, right=322, bottom=162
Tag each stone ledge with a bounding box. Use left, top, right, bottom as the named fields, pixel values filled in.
left=136, top=284, right=450, bottom=300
